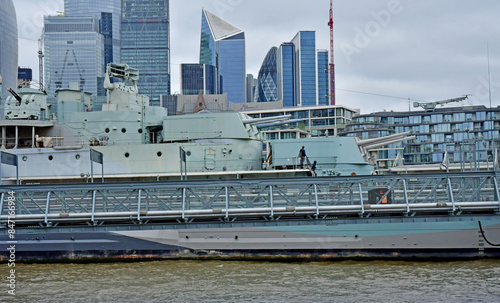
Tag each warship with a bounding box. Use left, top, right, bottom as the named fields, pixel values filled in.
left=0, top=64, right=499, bottom=261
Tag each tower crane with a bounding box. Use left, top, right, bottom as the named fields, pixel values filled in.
left=328, top=0, right=335, bottom=105
left=413, top=95, right=470, bottom=112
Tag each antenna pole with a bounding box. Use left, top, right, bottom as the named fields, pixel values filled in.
left=38, top=38, right=44, bottom=91
left=488, top=42, right=492, bottom=110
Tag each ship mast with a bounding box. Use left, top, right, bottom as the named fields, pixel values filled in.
left=38, top=38, right=44, bottom=91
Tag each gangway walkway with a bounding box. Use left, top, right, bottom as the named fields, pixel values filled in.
left=1, top=172, right=500, bottom=228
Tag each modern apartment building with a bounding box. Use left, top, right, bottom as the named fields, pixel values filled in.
left=342, top=105, right=500, bottom=172
left=245, top=105, right=358, bottom=139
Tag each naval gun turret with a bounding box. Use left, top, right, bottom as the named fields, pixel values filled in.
left=5, top=88, right=49, bottom=120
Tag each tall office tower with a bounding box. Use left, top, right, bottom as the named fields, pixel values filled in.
left=0, top=0, right=18, bottom=110
left=121, top=0, right=171, bottom=105
left=291, top=31, right=318, bottom=107
left=64, top=0, right=121, bottom=67
left=277, top=43, right=295, bottom=107
left=317, top=49, right=329, bottom=106
left=257, top=47, right=278, bottom=102
left=246, top=74, right=257, bottom=103
left=42, top=16, right=105, bottom=98
left=200, top=8, right=246, bottom=105
left=180, top=63, right=216, bottom=95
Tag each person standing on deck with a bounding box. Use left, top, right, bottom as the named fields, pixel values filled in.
left=299, top=146, right=306, bottom=168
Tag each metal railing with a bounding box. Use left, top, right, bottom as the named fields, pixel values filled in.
left=1, top=172, right=499, bottom=227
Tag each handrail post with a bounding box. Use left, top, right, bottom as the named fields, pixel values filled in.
left=44, top=191, right=51, bottom=225
left=493, top=175, right=500, bottom=203
left=269, top=185, right=274, bottom=218
left=314, top=184, right=319, bottom=218
left=403, top=179, right=410, bottom=214
left=182, top=187, right=186, bottom=221
left=91, top=190, right=96, bottom=224
left=359, top=183, right=365, bottom=216
left=225, top=187, right=229, bottom=220
left=447, top=178, right=455, bottom=213
left=137, top=189, right=142, bottom=222
left=493, top=175, right=500, bottom=213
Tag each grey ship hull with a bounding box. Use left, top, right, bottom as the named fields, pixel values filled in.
left=2, top=215, right=500, bottom=261
left=2, top=173, right=500, bottom=262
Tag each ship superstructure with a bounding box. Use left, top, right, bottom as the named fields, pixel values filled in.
left=0, top=63, right=380, bottom=184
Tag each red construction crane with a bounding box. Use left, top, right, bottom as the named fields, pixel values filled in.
left=328, top=0, right=335, bottom=105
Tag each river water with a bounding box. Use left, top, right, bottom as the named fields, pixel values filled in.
left=3, top=260, right=500, bottom=302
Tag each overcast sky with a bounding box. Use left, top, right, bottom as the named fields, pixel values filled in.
left=14, top=0, right=500, bottom=114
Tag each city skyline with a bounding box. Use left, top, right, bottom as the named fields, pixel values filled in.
left=13, top=0, right=500, bottom=114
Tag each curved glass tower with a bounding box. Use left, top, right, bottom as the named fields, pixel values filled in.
left=0, top=0, right=18, bottom=110
left=257, top=47, right=278, bottom=102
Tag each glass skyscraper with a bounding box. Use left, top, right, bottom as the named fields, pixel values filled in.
left=275, top=32, right=326, bottom=108
left=317, top=49, right=329, bottom=106
left=257, top=47, right=278, bottom=102
left=181, top=64, right=216, bottom=95
left=200, top=8, right=246, bottom=105
left=0, top=0, right=18, bottom=111
left=277, top=43, right=295, bottom=107
left=291, top=31, right=318, bottom=107
left=42, top=16, right=105, bottom=98
left=64, top=0, right=121, bottom=68
left=121, top=0, right=171, bottom=105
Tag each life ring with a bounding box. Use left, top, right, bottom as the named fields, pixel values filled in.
left=351, top=172, right=357, bottom=176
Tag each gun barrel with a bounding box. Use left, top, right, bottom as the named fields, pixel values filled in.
left=256, top=119, right=306, bottom=129
left=356, top=131, right=412, bottom=147
left=242, top=115, right=292, bottom=126
left=7, top=88, right=22, bottom=102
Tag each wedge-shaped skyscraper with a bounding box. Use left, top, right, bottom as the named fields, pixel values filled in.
left=200, top=8, right=246, bottom=105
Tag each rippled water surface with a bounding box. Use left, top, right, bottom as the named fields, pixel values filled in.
left=3, top=260, right=500, bottom=302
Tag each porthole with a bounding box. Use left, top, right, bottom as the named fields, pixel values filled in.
left=48, top=155, right=53, bottom=161
left=22, top=156, right=28, bottom=162
left=186, top=151, right=191, bottom=156
left=138, top=129, right=143, bottom=134
left=105, top=128, right=110, bottom=133
left=157, top=151, right=162, bottom=157
left=125, top=152, right=130, bottom=158
left=121, top=128, right=127, bottom=133
left=75, top=154, right=80, bottom=160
